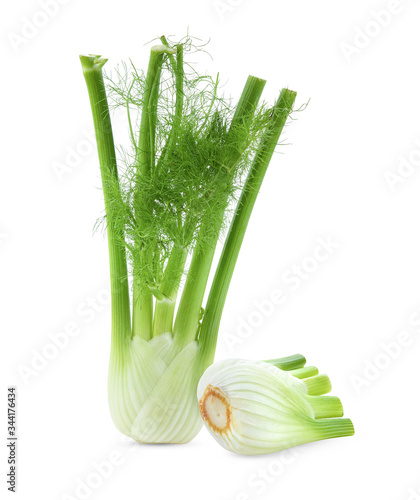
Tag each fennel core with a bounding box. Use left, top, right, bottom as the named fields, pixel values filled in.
left=80, top=39, right=297, bottom=444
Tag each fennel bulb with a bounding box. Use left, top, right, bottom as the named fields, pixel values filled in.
left=197, top=358, right=354, bottom=455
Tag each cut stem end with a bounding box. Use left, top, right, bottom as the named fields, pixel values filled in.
left=199, top=385, right=232, bottom=435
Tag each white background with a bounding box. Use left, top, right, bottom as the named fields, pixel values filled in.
left=2, top=0, right=420, bottom=499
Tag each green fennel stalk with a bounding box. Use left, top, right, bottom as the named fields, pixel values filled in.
left=80, top=38, right=297, bottom=443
